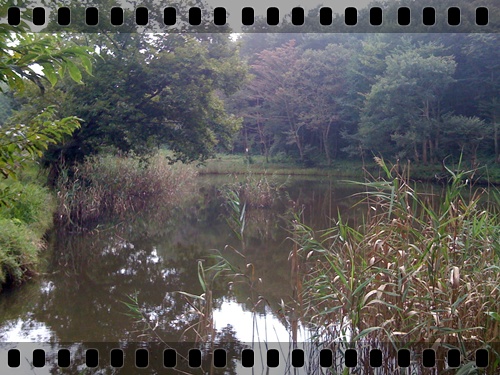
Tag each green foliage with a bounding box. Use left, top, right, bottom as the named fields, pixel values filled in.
left=234, top=31, right=499, bottom=169
left=0, top=10, right=94, bottom=193
left=0, top=218, right=38, bottom=287
left=0, top=180, right=54, bottom=234
left=0, top=32, right=92, bottom=93
left=0, top=176, right=55, bottom=290
left=358, top=42, right=457, bottom=162
left=22, top=33, right=249, bottom=169
left=0, top=106, right=80, bottom=179
left=0, top=86, right=14, bottom=125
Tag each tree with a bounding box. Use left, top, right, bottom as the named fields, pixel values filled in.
left=0, top=6, right=93, bottom=180
left=293, top=44, right=351, bottom=165
left=245, top=41, right=307, bottom=161
left=11, top=32, right=247, bottom=174
left=357, top=42, right=456, bottom=164
left=460, top=35, right=500, bottom=162
left=441, top=114, right=489, bottom=167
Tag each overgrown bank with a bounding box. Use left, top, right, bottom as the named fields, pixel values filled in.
left=0, top=166, right=55, bottom=291
left=0, top=152, right=198, bottom=292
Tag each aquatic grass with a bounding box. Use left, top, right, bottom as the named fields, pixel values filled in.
left=291, top=157, right=500, bottom=372
left=221, top=171, right=288, bottom=209
left=55, top=152, right=197, bottom=229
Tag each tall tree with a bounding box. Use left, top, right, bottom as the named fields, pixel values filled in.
left=246, top=41, right=306, bottom=161
left=293, top=44, right=351, bottom=165
left=357, top=42, right=456, bottom=164
left=10, top=32, right=247, bottom=173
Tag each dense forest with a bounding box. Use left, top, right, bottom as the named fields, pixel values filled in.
left=2, top=31, right=498, bottom=172
left=230, top=32, right=499, bottom=168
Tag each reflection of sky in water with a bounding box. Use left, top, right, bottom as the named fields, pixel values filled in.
left=213, top=301, right=309, bottom=343
left=0, top=177, right=360, bottom=353
left=0, top=317, right=54, bottom=342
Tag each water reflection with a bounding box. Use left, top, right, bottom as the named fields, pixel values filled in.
left=0, top=175, right=363, bottom=346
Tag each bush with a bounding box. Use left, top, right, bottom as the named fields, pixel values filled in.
left=0, top=177, right=55, bottom=290
left=222, top=172, right=286, bottom=209
left=0, top=181, right=54, bottom=235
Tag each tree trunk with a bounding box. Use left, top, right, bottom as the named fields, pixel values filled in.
left=323, top=123, right=332, bottom=166
left=422, top=139, right=428, bottom=165
left=295, top=129, right=304, bottom=162
left=494, top=114, right=499, bottom=163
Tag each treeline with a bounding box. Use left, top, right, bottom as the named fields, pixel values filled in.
left=231, top=32, right=499, bottom=167
left=1, top=0, right=499, bottom=175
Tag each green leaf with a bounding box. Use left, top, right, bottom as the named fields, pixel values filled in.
left=486, top=311, right=500, bottom=322
left=65, top=60, right=82, bottom=83
left=351, top=326, right=382, bottom=341
left=197, top=260, right=206, bottom=292
left=176, top=291, right=205, bottom=300
left=455, top=361, right=477, bottom=375
left=41, top=63, right=57, bottom=87
left=79, top=55, right=93, bottom=75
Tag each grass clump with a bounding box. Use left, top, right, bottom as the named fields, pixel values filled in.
left=291, top=157, right=500, bottom=371
left=55, top=152, right=197, bottom=229
left=222, top=171, right=287, bottom=209
left=0, top=218, right=39, bottom=286
left=0, top=174, right=55, bottom=290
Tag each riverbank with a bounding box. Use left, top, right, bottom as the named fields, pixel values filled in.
left=0, top=164, right=55, bottom=292
left=198, top=154, right=500, bottom=185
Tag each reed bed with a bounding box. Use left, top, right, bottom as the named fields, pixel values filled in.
left=55, top=153, right=197, bottom=229
left=290, top=158, right=500, bottom=372
left=222, top=171, right=287, bottom=209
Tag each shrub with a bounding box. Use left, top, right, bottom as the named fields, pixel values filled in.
left=0, top=177, right=54, bottom=290
left=222, top=172, right=287, bottom=209
left=0, top=181, right=54, bottom=235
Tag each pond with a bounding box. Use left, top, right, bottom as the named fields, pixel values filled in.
left=0, top=174, right=370, bottom=373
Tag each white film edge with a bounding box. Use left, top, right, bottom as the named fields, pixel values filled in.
left=0, top=0, right=500, bottom=374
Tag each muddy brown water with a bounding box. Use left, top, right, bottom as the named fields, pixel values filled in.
left=0, top=175, right=462, bottom=373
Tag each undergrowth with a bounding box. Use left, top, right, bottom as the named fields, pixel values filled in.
left=0, top=168, right=54, bottom=290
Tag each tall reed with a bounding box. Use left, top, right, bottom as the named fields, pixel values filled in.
left=290, top=157, right=500, bottom=372
left=55, top=153, right=197, bottom=229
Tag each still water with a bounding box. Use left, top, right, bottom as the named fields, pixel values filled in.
left=0, top=175, right=368, bottom=373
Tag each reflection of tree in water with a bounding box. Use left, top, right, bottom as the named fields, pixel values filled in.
left=0, top=176, right=378, bottom=373
left=39, top=186, right=267, bottom=344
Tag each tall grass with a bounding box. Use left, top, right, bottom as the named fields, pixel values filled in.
left=0, top=174, right=55, bottom=290
left=221, top=171, right=288, bottom=209
left=290, top=157, right=500, bottom=372
left=55, top=153, right=197, bottom=229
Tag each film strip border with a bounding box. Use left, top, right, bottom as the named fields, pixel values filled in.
left=0, top=1, right=498, bottom=33
left=1, top=342, right=499, bottom=372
